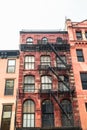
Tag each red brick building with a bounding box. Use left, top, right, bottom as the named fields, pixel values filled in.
left=66, top=19, right=87, bottom=130
left=16, top=30, right=81, bottom=130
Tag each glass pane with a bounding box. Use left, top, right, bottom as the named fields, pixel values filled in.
left=23, top=100, right=35, bottom=113
left=3, top=112, right=11, bottom=118
left=8, top=60, right=15, bottom=66
left=8, top=67, right=15, bottom=73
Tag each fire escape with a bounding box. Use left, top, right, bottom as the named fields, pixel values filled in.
left=16, top=38, right=81, bottom=130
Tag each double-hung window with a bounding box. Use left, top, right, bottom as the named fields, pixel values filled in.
left=24, top=56, right=35, bottom=70
left=23, top=100, right=35, bottom=127
left=5, top=79, right=14, bottom=95
left=76, top=31, right=82, bottom=40
left=41, top=56, right=51, bottom=66
left=76, top=49, right=84, bottom=62
left=56, top=55, right=66, bottom=68
left=24, top=76, right=35, bottom=92
left=1, top=105, right=12, bottom=130
left=80, top=73, right=87, bottom=89
left=7, top=59, right=16, bottom=73
left=41, top=76, right=52, bottom=90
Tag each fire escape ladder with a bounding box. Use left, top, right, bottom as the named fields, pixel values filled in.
left=48, top=43, right=68, bottom=67
left=51, top=92, right=73, bottom=125
left=49, top=66, right=71, bottom=92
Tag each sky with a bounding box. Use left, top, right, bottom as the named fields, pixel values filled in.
left=0, top=0, right=87, bottom=50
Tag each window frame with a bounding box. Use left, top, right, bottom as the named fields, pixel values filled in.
left=42, top=100, right=54, bottom=127
left=24, top=56, right=35, bottom=70
left=41, top=37, right=48, bottom=44
left=4, top=79, right=14, bottom=95
left=23, top=100, right=35, bottom=128
left=26, top=37, right=33, bottom=44
left=40, top=55, right=51, bottom=66
left=24, top=75, right=35, bottom=92
left=76, top=31, right=82, bottom=40
left=41, top=75, right=52, bottom=90
left=56, top=55, right=67, bottom=68
left=80, top=72, right=87, bottom=90
left=58, top=75, right=69, bottom=92
left=85, top=31, right=87, bottom=39
left=1, top=105, right=12, bottom=130
left=7, top=59, right=16, bottom=73
left=76, top=49, right=84, bottom=62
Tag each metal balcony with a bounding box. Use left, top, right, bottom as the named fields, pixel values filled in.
left=20, top=43, right=70, bottom=52
left=38, top=65, right=71, bottom=71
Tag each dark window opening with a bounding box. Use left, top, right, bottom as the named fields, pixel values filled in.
left=61, top=100, right=73, bottom=126
left=85, top=103, right=87, bottom=111
left=76, top=31, right=82, bottom=40
left=42, top=100, right=54, bottom=127
left=76, top=49, right=84, bottom=62
left=85, top=32, right=87, bottom=39
left=80, top=73, right=87, bottom=89
left=56, top=37, right=63, bottom=44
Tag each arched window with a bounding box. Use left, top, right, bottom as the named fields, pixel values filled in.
left=42, top=37, right=48, bottom=44
left=41, top=55, right=51, bottom=66
left=42, top=100, right=54, bottom=127
left=26, top=37, right=33, bottom=44
left=61, top=100, right=74, bottom=126
left=56, top=37, right=63, bottom=44
left=41, top=76, right=52, bottom=90
left=24, top=56, right=35, bottom=70
left=23, top=100, right=35, bottom=127
left=24, top=75, right=35, bottom=92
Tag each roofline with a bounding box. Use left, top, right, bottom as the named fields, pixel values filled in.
left=0, top=50, right=19, bottom=52
left=20, top=30, right=68, bottom=34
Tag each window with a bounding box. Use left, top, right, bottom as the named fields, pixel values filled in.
left=80, top=73, right=87, bottom=89
left=56, top=37, right=63, bottom=44
left=5, top=79, right=14, bottom=95
left=56, top=55, right=67, bottom=68
left=23, top=100, right=35, bottom=127
left=76, top=31, right=82, bottom=40
left=26, top=37, right=33, bottom=44
left=24, top=76, right=35, bottom=92
left=42, top=100, right=54, bottom=127
left=76, top=49, right=84, bottom=62
left=85, top=32, right=87, bottom=39
left=7, top=59, right=16, bottom=73
left=41, top=56, right=51, bottom=66
left=58, top=75, right=69, bottom=92
left=42, top=37, right=48, bottom=44
left=24, top=56, right=35, bottom=69
left=61, top=100, right=73, bottom=126
left=1, top=105, right=12, bottom=130
left=85, top=103, right=87, bottom=111
left=41, top=76, right=52, bottom=90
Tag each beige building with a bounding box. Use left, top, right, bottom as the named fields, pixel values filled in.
left=0, top=50, right=19, bottom=130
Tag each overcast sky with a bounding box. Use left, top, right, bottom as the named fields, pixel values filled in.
left=0, top=0, right=87, bottom=50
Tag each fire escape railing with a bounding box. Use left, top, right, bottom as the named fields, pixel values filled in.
left=20, top=42, right=70, bottom=52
